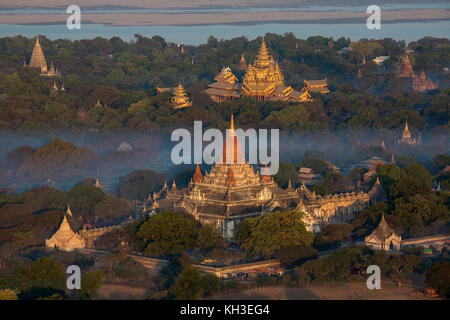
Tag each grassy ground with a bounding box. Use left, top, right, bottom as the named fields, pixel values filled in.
left=96, top=283, right=148, bottom=299
left=210, top=276, right=441, bottom=300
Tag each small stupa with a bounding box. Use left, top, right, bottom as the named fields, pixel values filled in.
left=45, top=214, right=85, bottom=251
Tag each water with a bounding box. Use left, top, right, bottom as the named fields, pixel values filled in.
left=0, top=21, right=449, bottom=44
left=0, top=3, right=449, bottom=14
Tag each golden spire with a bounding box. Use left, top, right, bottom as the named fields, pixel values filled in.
left=66, top=204, right=72, bottom=217
left=193, top=164, right=203, bottom=183
left=29, top=35, right=48, bottom=73
left=230, top=114, right=235, bottom=132
left=402, top=122, right=411, bottom=139
left=255, top=38, right=271, bottom=68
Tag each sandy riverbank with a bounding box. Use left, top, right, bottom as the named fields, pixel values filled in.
left=0, top=9, right=448, bottom=26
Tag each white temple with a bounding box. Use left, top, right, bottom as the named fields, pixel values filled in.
left=45, top=214, right=85, bottom=251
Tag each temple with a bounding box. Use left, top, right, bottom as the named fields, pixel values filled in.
left=398, top=55, right=438, bottom=92
left=364, top=214, right=401, bottom=251
left=26, top=36, right=60, bottom=77
left=303, top=79, right=330, bottom=94
left=397, top=122, right=420, bottom=145
left=147, top=115, right=385, bottom=239
left=170, top=83, right=192, bottom=109
left=398, top=55, right=414, bottom=78
left=239, top=54, right=247, bottom=70
left=204, top=67, right=241, bottom=102
left=240, top=39, right=312, bottom=102
left=412, top=69, right=438, bottom=92
left=45, top=214, right=85, bottom=251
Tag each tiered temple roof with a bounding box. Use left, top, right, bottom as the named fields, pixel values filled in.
left=398, top=55, right=414, bottom=78
left=27, top=36, right=60, bottom=77
left=149, top=114, right=385, bottom=238
left=412, top=69, right=438, bottom=92
left=303, top=79, right=330, bottom=94
left=204, top=67, right=241, bottom=102
left=241, top=39, right=311, bottom=102
left=171, top=83, right=192, bottom=109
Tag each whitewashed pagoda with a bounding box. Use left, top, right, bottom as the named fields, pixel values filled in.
left=45, top=214, right=85, bottom=251
left=365, top=214, right=401, bottom=251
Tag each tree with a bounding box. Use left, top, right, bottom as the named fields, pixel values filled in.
left=273, top=161, right=299, bottom=188
left=300, top=157, right=329, bottom=174
left=93, top=195, right=133, bottom=222
left=20, top=186, right=68, bottom=212
left=321, top=223, right=354, bottom=241
left=195, top=225, right=225, bottom=252
left=77, top=270, right=104, bottom=300
left=392, top=195, right=431, bottom=228
left=171, top=266, right=201, bottom=300
left=377, top=164, right=404, bottom=194
left=425, top=261, right=450, bottom=297
left=137, top=211, right=198, bottom=257
left=68, top=185, right=105, bottom=222
left=199, top=274, right=221, bottom=296
left=404, top=164, right=433, bottom=187
left=235, top=210, right=314, bottom=259
left=389, top=176, right=430, bottom=200
left=275, top=246, right=318, bottom=268
left=118, top=170, right=166, bottom=201
left=8, top=257, right=66, bottom=299
left=387, top=254, right=421, bottom=287
left=431, top=154, right=450, bottom=174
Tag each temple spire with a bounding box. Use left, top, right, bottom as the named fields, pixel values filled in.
left=66, top=204, right=72, bottom=217
left=193, top=164, right=203, bottom=183
left=239, top=54, right=247, bottom=70
left=255, top=38, right=271, bottom=68
left=391, top=154, right=396, bottom=164
left=287, top=178, right=293, bottom=190
left=29, top=35, right=48, bottom=73
left=402, top=122, right=411, bottom=139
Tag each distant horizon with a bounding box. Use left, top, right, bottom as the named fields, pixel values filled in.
left=1, top=21, right=449, bottom=45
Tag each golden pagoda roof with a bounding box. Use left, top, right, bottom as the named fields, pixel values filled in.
left=254, top=38, right=271, bottom=68
left=214, top=67, right=238, bottom=84
left=402, top=122, right=411, bottom=139
left=29, top=36, right=48, bottom=72
left=171, top=83, right=192, bottom=109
